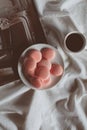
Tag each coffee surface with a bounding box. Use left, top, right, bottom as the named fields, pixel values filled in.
left=66, top=33, right=84, bottom=52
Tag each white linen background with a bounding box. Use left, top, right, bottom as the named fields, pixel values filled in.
left=0, top=0, right=87, bottom=130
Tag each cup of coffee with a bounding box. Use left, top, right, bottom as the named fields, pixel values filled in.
left=64, top=31, right=86, bottom=53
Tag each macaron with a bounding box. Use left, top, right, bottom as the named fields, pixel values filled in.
left=37, top=58, right=51, bottom=70
left=50, top=63, right=63, bottom=76
left=43, top=76, right=51, bottom=86
left=35, top=66, right=50, bottom=80
left=41, top=47, right=55, bottom=61
left=29, top=76, right=43, bottom=88
left=23, top=57, right=36, bottom=76
left=28, top=49, right=42, bottom=63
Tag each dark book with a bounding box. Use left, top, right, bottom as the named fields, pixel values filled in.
left=0, top=0, right=47, bottom=85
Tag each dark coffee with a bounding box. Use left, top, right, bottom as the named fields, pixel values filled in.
left=65, top=33, right=85, bottom=52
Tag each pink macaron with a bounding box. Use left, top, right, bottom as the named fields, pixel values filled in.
left=23, top=57, right=36, bottom=76
left=37, top=58, right=51, bottom=70
left=28, top=49, right=42, bottom=63
left=41, top=47, right=55, bottom=61
left=43, top=76, right=51, bottom=87
left=29, top=76, right=43, bottom=88
left=35, top=66, right=50, bottom=80
left=50, top=63, right=63, bottom=76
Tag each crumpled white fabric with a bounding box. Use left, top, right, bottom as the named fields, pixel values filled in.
left=0, top=0, right=87, bottom=130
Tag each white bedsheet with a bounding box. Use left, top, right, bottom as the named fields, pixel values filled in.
left=0, top=0, right=87, bottom=130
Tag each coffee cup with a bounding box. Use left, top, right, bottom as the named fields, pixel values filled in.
left=64, top=31, right=86, bottom=53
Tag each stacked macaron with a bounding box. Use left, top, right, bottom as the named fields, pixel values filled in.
left=23, top=47, right=63, bottom=89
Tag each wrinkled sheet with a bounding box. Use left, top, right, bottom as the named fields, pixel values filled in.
left=0, top=0, right=87, bottom=130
